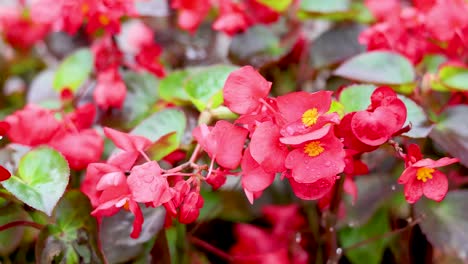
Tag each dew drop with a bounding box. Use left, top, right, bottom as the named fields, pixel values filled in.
left=325, top=161, right=331, bottom=167
left=295, top=232, right=302, bottom=243
left=336, top=248, right=343, bottom=255
left=329, top=227, right=335, bottom=232
left=391, top=185, right=396, bottom=191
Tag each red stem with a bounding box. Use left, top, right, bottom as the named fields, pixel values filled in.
left=0, top=221, right=44, bottom=232
left=189, top=236, right=233, bottom=262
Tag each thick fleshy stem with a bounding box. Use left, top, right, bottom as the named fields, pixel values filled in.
left=0, top=221, right=43, bottom=232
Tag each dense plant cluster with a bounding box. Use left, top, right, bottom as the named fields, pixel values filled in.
left=0, top=0, right=468, bottom=263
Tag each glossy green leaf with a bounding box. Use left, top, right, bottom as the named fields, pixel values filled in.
left=159, top=70, right=191, bottom=105
left=430, top=106, right=468, bottom=167
left=422, top=54, right=447, bottom=74
left=2, top=147, right=69, bottom=216
left=184, top=65, right=238, bottom=111
left=301, top=0, right=350, bottom=13
left=334, top=51, right=415, bottom=85
left=339, top=208, right=391, bottom=264
left=415, top=190, right=468, bottom=260
left=132, top=109, right=186, bottom=159
left=438, top=65, right=468, bottom=91
left=338, top=84, right=376, bottom=113
left=0, top=204, right=29, bottom=255
left=256, top=0, right=292, bottom=11
left=35, top=191, right=106, bottom=264
left=122, top=71, right=159, bottom=129
left=53, top=49, right=93, bottom=92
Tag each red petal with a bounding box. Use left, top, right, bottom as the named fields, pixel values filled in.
left=398, top=167, right=417, bottom=184
left=288, top=176, right=336, bottom=200
left=250, top=121, right=288, bottom=173
left=104, top=127, right=152, bottom=152
left=241, top=148, right=275, bottom=193
left=212, top=121, right=248, bottom=169
left=129, top=200, right=144, bottom=239
left=0, top=165, right=11, bottom=181
left=404, top=178, right=423, bottom=204
left=413, top=157, right=459, bottom=169
left=276, top=91, right=332, bottom=124
left=423, top=170, right=449, bottom=202
left=223, top=66, right=271, bottom=114
left=280, top=125, right=331, bottom=145
left=127, top=161, right=172, bottom=205
left=351, top=107, right=398, bottom=146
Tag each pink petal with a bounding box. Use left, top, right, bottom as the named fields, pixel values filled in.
left=423, top=170, right=449, bottom=202
left=276, top=91, right=332, bottom=123
left=404, top=178, right=423, bottom=204
left=212, top=121, right=248, bottom=169
left=241, top=148, right=276, bottom=193
left=104, top=127, right=152, bottom=152
left=250, top=121, right=288, bottom=173
left=288, top=176, right=336, bottom=200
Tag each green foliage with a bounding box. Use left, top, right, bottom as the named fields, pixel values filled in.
left=339, top=208, right=391, bottom=264
left=53, top=49, right=93, bottom=92
left=334, top=51, right=415, bottom=85
left=438, top=65, right=468, bottom=91
left=35, top=191, right=105, bottom=264
left=2, top=147, right=69, bottom=216
left=300, top=0, right=350, bottom=13
left=0, top=204, right=29, bottom=255
left=256, top=0, right=292, bottom=11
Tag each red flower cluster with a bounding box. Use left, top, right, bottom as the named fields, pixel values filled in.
left=2, top=104, right=103, bottom=170
left=171, top=0, right=280, bottom=35
left=361, top=0, right=468, bottom=63
left=230, top=205, right=309, bottom=263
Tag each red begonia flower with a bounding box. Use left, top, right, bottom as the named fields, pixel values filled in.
left=241, top=147, right=276, bottom=196
left=93, top=69, right=127, bottom=109
left=206, top=168, right=228, bottom=190
left=67, top=103, right=96, bottom=130
left=262, top=205, right=306, bottom=236
left=92, top=37, right=123, bottom=73
left=0, top=10, right=50, bottom=50
left=172, top=0, right=210, bottom=34
left=193, top=120, right=248, bottom=169
left=398, top=144, right=458, bottom=203
left=245, top=0, right=280, bottom=25
left=250, top=121, right=289, bottom=173
left=335, top=113, right=378, bottom=153
left=212, top=0, right=251, bottom=36
left=4, top=105, right=61, bottom=146
left=223, top=66, right=272, bottom=114
left=276, top=91, right=332, bottom=125
left=81, top=163, right=122, bottom=207
left=365, top=0, right=400, bottom=21
left=0, top=165, right=11, bottom=182
left=285, top=129, right=345, bottom=184
left=425, top=0, right=468, bottom=41
left=127, top=161, right=173, bottom=206
left=135, top=44, right=166, bottom=78
left=49, top=128, right=104, bottom=170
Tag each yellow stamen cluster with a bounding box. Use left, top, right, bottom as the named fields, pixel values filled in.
left=99, top=15, right=110, bottom=26
left=416, top=167, right=434, bottom=182
left=304, top=141, right=324, bottom=157
left=302, top=108, right=319, bottom=127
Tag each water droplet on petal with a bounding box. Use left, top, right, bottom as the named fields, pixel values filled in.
left=336, top=248, right=343, bottom=255
left=391, top=185, right=396, bottom=191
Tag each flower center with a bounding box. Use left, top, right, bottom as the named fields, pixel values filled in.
left=416, top=167, right=434, bottom=182
left=81, top=3, right=89, bottom=14
left=123, top=200, right=130, bottom=210
left=99, top=15, right=110, bottom=26
left=302, top=108, right=319, bottom=127
left=304, top=141, right=324, bottom=157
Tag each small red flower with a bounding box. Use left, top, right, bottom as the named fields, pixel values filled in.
left=93, top=69, right=127, bottom=109
left=172, top=0, right=211, bottom=34
left=212, top=0, right=251, bottom=36
left=241, top=147, right=275, bottom=200
left=0, top=165, right=11, bottom=182
left=398, top=144, right=458, bottom=203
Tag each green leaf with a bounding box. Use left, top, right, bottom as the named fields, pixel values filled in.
left=256, top=0, right=292, bottom=11
left=438, top=65, right=468, bottom=91
left=339, top=208, right=391, bottom=264
left=184, top=65, right=239, bottom=111
left=334, top=51, right=415, bottom=85
left=132, top=109, right=187, bottom=159
left=421, top=54, right=447, bottom=74
left=159, top=70, right=191, bottom=105
left=397, top=95, right=432, bottom=138
left=53, top=49, right=93, bottom=92
left=300, top=0, right=350, bottom=13
left=0, top=204, right=29, bottom=255
left=310, top=23, right=365, bottom=69
left=338, top=84, right=376, bottom=113
left=229, top=26, right=284, bottom=66
left=2, top=147, right=69, bottom=216
left=430, top=106, right=468, bottom=167
left=122, top=71, right=160, bottom=129
left=415, top=190, right=468, bottom=260
left=35, top=191, right=106, bottom=264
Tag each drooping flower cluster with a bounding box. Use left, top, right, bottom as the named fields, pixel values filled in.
left=361, top=0, right=468, bottom=64
left=1, top=103, right=103, bottom=170
left=171, top=0, right=281, bottom=35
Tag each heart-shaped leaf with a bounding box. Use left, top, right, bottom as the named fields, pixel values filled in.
left=53, top=49, right=94, bottom=92
left=334, top=51, right=415, bottom=85
left=2, top=147, right=70, bottom=216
